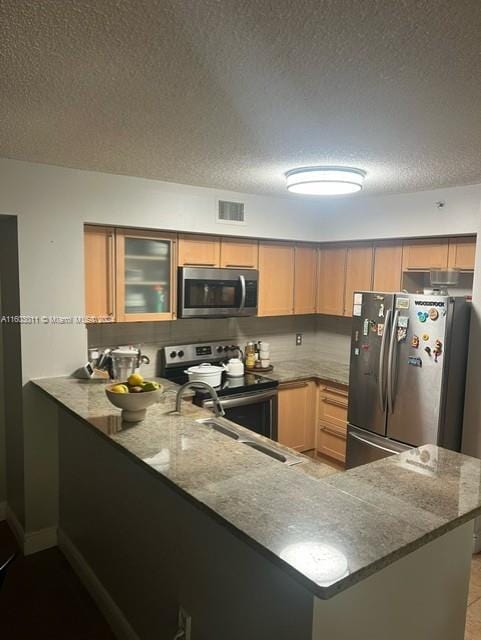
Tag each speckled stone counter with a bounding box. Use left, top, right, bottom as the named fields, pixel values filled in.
left=33, top=376, right=481, bottom=600
left=268, top=357, right=349, bottom=386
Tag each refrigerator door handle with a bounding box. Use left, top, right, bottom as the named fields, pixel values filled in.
left=387, top=309, right=400, bottom=414
left=349, top=431, right=401, bottom=455
left=378, top=308, right=392, bottom=412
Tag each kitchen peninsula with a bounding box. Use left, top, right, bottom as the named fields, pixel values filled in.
left=33, top=376, right=481, bottom=640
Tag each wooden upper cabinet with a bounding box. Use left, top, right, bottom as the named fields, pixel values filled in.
left=344, top=244, right=374, bottom=317
left=448, top=236, right=476, bottom=271
left=115, top=228, right=177, bottom=322
left=402, top=238, right=449, bottom=271
left=317, top=246, right=347, bottom=316
left=220, top=238, right=258, bottom=269
left=294, top=245, right=318, bottom=315
left=277, top=381, right=317, bottom=452
left=178, top=234, right=221, bottom=267
left=258, top=242, right=295, bottom=316
left=84, top=226, right=115, bottom=320
left=373, top=241, right=403, bottom=292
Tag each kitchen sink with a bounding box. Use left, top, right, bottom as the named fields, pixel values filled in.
left=196, top=417, right=305, bottom=467
left=198, top=418, right=241, bottom=440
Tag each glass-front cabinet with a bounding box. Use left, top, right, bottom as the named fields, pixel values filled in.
left=115, top=229, right=177, bottom=322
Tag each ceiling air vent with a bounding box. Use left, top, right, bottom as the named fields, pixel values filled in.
left=217, top=200, right=245, bottom=225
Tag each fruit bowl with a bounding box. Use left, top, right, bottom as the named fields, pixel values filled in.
left=105, top=380, right=163, bottom=422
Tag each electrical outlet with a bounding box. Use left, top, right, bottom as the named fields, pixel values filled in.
left=178, top=606, right=192, bottom=640
left=296, top=333, right=303, bottom=346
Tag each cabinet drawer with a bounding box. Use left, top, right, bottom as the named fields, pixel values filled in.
left=319, top=395, right=348, bottom=430
left=318, top=425, right=347, bottom=463
left=319, top=383, right=348, bottom=404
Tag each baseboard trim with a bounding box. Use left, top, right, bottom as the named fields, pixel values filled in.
left=5, top=506, right=57, bottom=555
left=0, top=501, right=6, bottom=521
left=58, top=528, right=139, bottom=640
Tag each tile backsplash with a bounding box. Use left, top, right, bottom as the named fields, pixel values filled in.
left=87, top=314, right=352, bottom=377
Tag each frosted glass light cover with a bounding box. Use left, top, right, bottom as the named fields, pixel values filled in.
left=285, top=166, right=365, bottom=195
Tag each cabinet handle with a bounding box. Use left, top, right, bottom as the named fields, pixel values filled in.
left=108, top=233, right=115, bottom=317
left=321, top=424, right=347, bottom=439
left=280, top=381, right=309, bottom=390
left=322, top=397, right=348, bottom=409
left=225, top=263, right=254, bottom=268
left=323, top=386, right=348, bottom=397
left=183, top=262, right=216, bottom=267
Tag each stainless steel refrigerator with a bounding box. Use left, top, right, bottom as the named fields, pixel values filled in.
left=346, top=292, right=471, bottom=469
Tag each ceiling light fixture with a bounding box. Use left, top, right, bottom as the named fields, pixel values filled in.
left=285, top=166, right=366, bottom=196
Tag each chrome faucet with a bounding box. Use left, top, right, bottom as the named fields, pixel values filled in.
left=175, top=381, right=225, bottom=417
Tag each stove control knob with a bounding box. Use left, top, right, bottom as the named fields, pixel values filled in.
left=169, top=351, right=177, bottom=359
left=216, top=346, right=224, bottom=353
left=178, top=350, right=184, bottom=358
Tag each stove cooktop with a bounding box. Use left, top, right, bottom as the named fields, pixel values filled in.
left=164, top=369, right=277, bottom=398
left=159, top=341, right=278, bottom=398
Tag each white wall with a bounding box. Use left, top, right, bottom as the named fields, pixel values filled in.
left=0, top=157, right=479, bottom=534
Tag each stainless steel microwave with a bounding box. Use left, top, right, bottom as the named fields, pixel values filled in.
left=177, top=267, right=258, bottom=318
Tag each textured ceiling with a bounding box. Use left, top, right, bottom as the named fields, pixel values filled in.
left=1, top=0, right=481, bottom=197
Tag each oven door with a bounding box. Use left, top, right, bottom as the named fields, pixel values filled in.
left=178, top=267, right=258, bottom=318
left=203, top=389, right=278, bottom=440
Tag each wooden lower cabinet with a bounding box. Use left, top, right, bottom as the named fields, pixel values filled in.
left=317, top=383, right=348, bottom=464
left=277, top=380, right=317, bottom=452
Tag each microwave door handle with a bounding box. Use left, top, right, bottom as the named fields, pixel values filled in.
left=378, top=308, right=391, bottom=412
left=387, top=309, right=399, bottom=414
left=239, top=275, right=246, bottom=311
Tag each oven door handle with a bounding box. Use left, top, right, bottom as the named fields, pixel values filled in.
left=239, top=275, right=246, bottom=311
left=203, top=389, right=278, bottom=409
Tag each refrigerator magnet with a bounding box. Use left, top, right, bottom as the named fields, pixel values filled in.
left=397, top=327, right=407, bottom=342
left=353, top=303, right=362, bottom=317
left=363, top=319, right=369, bottom=336
left=354, top=347, right=360, bottom=356
left=411, top=335, right=419, bottom=348
left=378, top=303, right=385, bottom=317
left=377, top=323, right=384, bottom=336
left=354, top=293, right=363, bottom=305
left=397, top=316, right=409, bottom=328
left=408, top=356, right=422, bottom=367
left=396, top=298, right=410, bottom=309
left=428, top=308, right=439, bottom=321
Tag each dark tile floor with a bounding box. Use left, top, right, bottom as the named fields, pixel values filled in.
left=0, top=522, right=115, bottom=639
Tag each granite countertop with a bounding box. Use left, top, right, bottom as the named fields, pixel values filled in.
left=33, top=376, right=481, bottom=600
left=268, top=357, right=350, bottom=386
